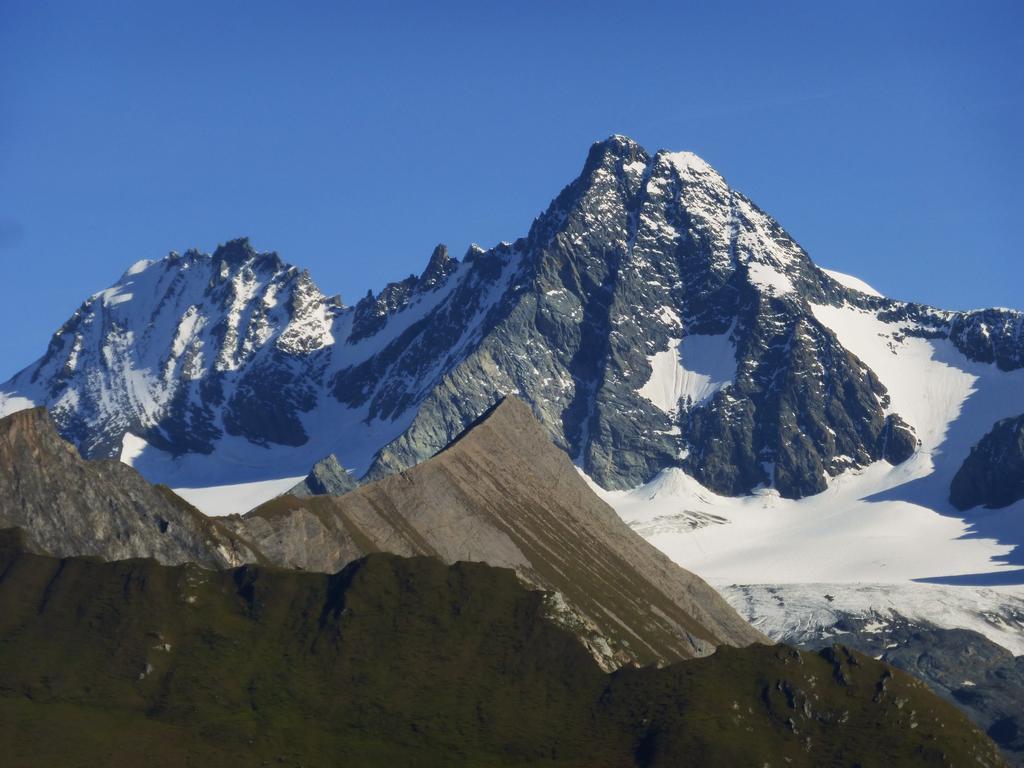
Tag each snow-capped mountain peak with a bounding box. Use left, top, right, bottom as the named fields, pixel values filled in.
left=2, top=138, right=1023, bottom=558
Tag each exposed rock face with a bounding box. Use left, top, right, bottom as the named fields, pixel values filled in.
left=9, top=136, right=1024, bottom=508
left=0, top=534, right=1004, bottom=767
left=226, top=397, right=764, bottom=667
left=356, top=139, right=921, bottom=500
left=0, top=408, right=256, bottom=567
left=951, top=414, right=1024, bottom=510
left=288, top=454, right=357, bottom=496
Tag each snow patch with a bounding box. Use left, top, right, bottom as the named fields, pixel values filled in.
left=124, top=259, right=154, bottom=277
left=821, top=268, right=882, bottom=297
left=119, top=432, right=149, bottom=465
left=637, top=334, right=736, bottom=413
left=657, top=305, right=681, bottom=328
left=96, top=286, right=133, bottom=306
left=665, top=151, right=714, bottom=177
left=623, top=159, right=647, bottom=175
left=590, top=460, right=1022, bottom=585
left=174, top=477, right=304, bottom=517
left=809, top=302, right=1024, bottom=455
left=0, top=393, right=36, bottom=418
left=746, top=261, right=795, bottom=296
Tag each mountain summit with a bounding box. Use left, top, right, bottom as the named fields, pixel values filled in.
left=1, top=137, right=1022, bottom=517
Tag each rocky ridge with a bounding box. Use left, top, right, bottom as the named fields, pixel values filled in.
left=0, top=407, right=256, bottom=567
left=951, top=413, right=1024, bottom=511
left=0, top=401, right=762, bottom=670
left=227, top=397, right=765, bottom=667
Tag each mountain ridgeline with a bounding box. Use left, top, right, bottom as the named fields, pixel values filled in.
left=226, top=397, right=764, bottom=667
left=0, top=401, right=761, bottom=669
left=5, top=135, right=1023, bottom=511
left=0, top=530, right=1004, bottom=768
left=0, top=407, right=256, bottom=567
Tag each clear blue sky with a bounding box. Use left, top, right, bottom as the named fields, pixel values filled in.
left=1, top=0, right=1021, bottom=378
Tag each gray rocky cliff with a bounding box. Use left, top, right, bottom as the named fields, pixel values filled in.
left=0, top=408, right=257, bottom=567
left=951, top=413, right=1024, bottom=511
left=288, top=454, right=358, bottom=496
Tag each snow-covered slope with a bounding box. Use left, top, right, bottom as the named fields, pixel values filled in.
left=594, top=299, right=1024, bottom=585
left=820, top=267, right=883, bottom=297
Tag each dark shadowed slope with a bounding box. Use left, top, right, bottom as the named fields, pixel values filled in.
left=952, top=413, right=1024, bottom=511
left=0, top=531, right=1004, bottom=768
left=230, top=397, right=763, bottom=667
left=0, top=407, right=258, bottom=567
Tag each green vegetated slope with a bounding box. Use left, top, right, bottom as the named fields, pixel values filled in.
left=0, top=529, right=1003, bottom=768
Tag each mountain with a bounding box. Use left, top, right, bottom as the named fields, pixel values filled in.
left=0, top=531, right=1004, bottom=768
left=0, top=398, right=761, bottom=669
left=1, top=134, right=1022, bottom=561
left=0, top=407, right=256, bottom=567
left=225, top=396, right=763, bottom=667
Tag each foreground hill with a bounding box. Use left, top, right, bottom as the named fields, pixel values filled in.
left=229, top=396, right=764, bottom=667
left=0, top=531, right=1003, bottom=768
left=0, top=401, right=761, bottom=668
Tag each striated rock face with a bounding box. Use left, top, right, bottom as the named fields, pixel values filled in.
left=6, top=136, right=1024, bottom=509
left=226, top=397, right=765, bottom=667
left=0, top=534, right=1004, bottom=767
left=0, top=408, right=256, bottom=567
left=951, top=414, right=1024, bottom=510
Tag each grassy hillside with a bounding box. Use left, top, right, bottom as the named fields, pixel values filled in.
left=0, top=529, right=1004, bottom=767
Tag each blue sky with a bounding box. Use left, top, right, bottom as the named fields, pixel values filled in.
left=1, top=0, right=1021, bottom=378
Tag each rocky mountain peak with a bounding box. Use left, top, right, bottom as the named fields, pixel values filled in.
left=212, top=236, right=256, bottom=263
left=585, top=134, right=648, bottom=166
left=3, top=136, right=1022, bottom=514
left=288, top=453, right=358, bottom=497
left=419, top=243, right=458, bottom=290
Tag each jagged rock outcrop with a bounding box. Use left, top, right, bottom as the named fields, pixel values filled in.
left=226, top=397, right=764, bottom=667
left=0, top=408, right=257, bottom=567
left=951, top=414, right=1024, bottom=510
left=288, top=454, right=357, bottom=496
